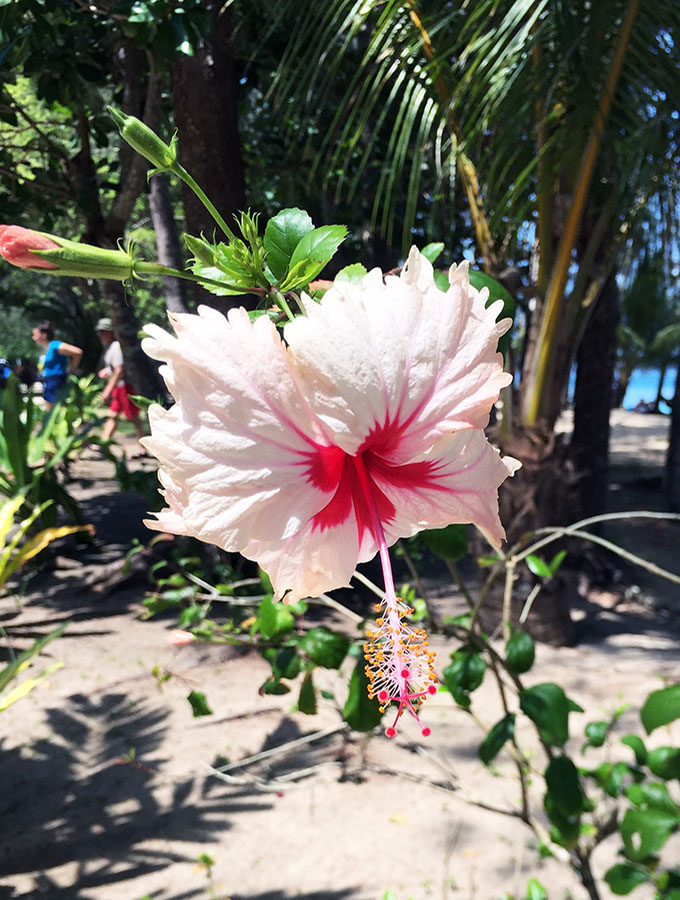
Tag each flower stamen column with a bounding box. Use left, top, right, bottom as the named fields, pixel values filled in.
left=353, top=453, right=438, bottom=738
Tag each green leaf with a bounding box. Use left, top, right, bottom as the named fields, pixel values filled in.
left=604, top=864, right=649, bottom=895
left=421, top=524, right=468, bottom=561
left=620, top=807, right=678, bottom=861
left=342, top=655, right=383, bottom=732
left=545, top=755, right=584, bottom=816
left=641, top=684, right=680, bottom=735
left=187, top=691, right=212, bottom=717
left=442, top=648, right=486, bottom=708
left=263, top=207, right=314, bottom=281
left=288, top=224, right=347, bottom=277
left=523, top=878, right=548, bottom=900
left=544, top=791, right=581, bottom=847
left=298, top=670, right=317, bottom=715
left=260, top=676, right=290, bottom=695
left=279, top=256, right=326, bottom=291
left=583, top=720, right=609, bottom=749
left=519, top=683, right=572, bottom=747
left=549, top=550, right=567, bottom=575
left=479, top=713, right=515, bottom=765
left=433, top=270, right=449, bottom=293
left=627, top=782, right=680, bottom=816
left=420, top=242, right=445, bottom=264
left=588, top=761, right=631, bottom=798
left=272, top=646, right=301, bottom=680
left=647, top=747, right=680, bottom=781
left=256, top=594, right=294, bottom=640
left=335, top=263, right=367, bottom=285
left=505, top=629, right=535, bottom=674
left=298, top=627, right=349, bottom=669
left=526, top=554, right=553, bottom=578
left=468, top=269, right=516, bottom=322
left=622, top=734, right=648, bottom=765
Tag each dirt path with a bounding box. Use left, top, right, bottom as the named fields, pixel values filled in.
left=1, top=419, right=679, bottom=900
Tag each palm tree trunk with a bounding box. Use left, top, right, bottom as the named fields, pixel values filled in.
left=571, top=270, right=620, bottom=519
left=667, top=363, right=680, bottom=511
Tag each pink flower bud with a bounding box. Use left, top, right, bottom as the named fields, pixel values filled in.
left=0, top=225, right=60, bottom=270
left=168, top=629, right=195, bottom=645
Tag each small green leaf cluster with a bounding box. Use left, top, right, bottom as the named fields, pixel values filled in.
left=186, top=207, right=347, bottom=314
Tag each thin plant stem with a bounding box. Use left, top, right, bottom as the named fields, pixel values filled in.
left=396, top=538, right=429, bottom=603
left=172, top=163, right=237, bottom=241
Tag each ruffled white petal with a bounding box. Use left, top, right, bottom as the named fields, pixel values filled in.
left=141, top=306, right=334, bottom=552
left=369, top=430, right=521, bottom=548
left=242, top=514, right=361, bottom=603
left=284, top=247, right=512, bottom=459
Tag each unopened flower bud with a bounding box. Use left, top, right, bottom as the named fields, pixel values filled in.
left=0, top=225, right=134, bottom=280
left=184, top=233, right=216, bottom=267
left=0, top=225, right=60, bottom=270
left=109, top=106, right=177, bottom=172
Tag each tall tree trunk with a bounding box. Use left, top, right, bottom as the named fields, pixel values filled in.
left=667, top=362, right=680, bottom=511
left=148, top=174, right=190, bottom=314
left=571, top=270, right=620, bottom=520
left=171, top=2, right=247, bottom=310
left=171, top=4, right=245, bottom=229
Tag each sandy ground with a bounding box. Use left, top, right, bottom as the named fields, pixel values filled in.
left=1, top=411, right=679, bottom=900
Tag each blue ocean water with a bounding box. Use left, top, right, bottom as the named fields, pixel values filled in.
left=624, top=367, right=677, bottom=414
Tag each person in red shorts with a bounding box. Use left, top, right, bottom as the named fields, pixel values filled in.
left=96, top=317, right=145, bottom=445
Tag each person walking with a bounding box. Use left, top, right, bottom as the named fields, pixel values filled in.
left=96, top=317, right=145, bottom=444
left=32, top=321, right=82, bottom=411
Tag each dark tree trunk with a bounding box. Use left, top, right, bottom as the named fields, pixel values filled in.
left=667, top=362, right=680, bottom=511
left=571, top=270, right=620, bottom=520
left=148, top=174, right=190, bottom=314
left=171, top=2, right=247, bottom=310
left=171, top=3, right=245, bottom=239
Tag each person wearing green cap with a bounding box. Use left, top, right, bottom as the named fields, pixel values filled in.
left=96, top=318, right=145, bottom=446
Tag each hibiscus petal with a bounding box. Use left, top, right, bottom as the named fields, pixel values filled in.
left=284, top=247, right=512, bottom=460
left=242, top=512, right=361, bottom=603
left=368, top=430, right=521, bottom=548
left=141, top=306, right=338, bottom=551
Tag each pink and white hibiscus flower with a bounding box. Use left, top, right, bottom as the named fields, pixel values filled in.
left=142, top=247, right=520, bottom=735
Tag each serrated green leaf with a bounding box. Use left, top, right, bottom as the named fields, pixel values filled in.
left=279, top=256, right=324, bottom=291
left=335, top=263, right=367, bottom=284
left=187, top=690, right=212, bottom=717
left=288, top=224, right=347, bottom=274
left=343, top=655, right=383, bottom=732
left=422, top=523, right=468, bottom=561
left=298, top=670, right=317, bottom=715
left=641, top=684, right=680, bottom=735
left=479, top=712, right=515, bottom=765
left=263, top=207, right=314, bottom=281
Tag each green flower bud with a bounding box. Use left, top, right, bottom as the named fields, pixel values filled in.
left=184, top=233, right=216, bottom=267
left=33, top=233, right=135, bottom=281
left=109, top=106, right=177, bottom=172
